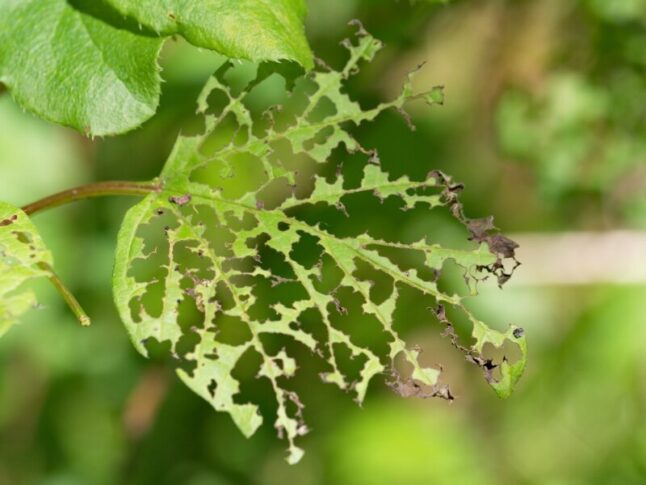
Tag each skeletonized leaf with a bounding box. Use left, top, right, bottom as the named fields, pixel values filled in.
left=0, top=202, right=53, bottom=335
left=113, top=25, right=526, bottom=463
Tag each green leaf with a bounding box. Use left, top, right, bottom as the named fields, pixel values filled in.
left=0, top=202, right=54, bottom=335
left=424, top=86, right=445, bottom=106
left=113, top=26, right=525, bottom=463
left=0, top=0, right=163, bottom=136
left=100, top=0, right=314, bottom=69
left=0, top=0, right=313, bottom=136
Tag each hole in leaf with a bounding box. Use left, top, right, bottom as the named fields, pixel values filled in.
left=214, top=315, right=252, bottom=346
left=289, top=232, right=324, bottom=270
left=306, top=96, right=337, bottom=123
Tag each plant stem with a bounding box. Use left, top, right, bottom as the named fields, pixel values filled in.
left=19, top=180, right=160, bottom=325
left=21, top=180, right=161, bottom=216
left=38, top=262, right=91, bottom=326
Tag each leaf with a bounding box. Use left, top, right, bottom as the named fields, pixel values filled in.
left=101, top=0, right=314, bottom=69
left=424, top=86, right=445, bottom=106
left=0, top=0, right=163, bottom=136
left=0, top=202, right=54, bottom=335
left=113, top=25, right=525, bottom=463
left=0, top=0, right=313, bottom=136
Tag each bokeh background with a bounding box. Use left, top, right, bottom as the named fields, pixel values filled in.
left=1, top=0, right=645, bottom=483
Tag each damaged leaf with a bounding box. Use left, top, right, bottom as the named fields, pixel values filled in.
left=113, top=25, right=526, bottom=464
left=0, top=202, right=54, bottom=335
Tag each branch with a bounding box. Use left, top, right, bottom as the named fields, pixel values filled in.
left=22, top=180, right=162, bottom=216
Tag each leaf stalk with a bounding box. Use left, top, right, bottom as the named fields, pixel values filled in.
left=22, top=180, right=161, bottom=216
left=38, top=262, right=90, bottom=327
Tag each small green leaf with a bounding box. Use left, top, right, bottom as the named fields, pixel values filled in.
left=0, top=0, right=163, bottom=136
left=0, top=202, right=53, bottom=335
left=101, top=0, right=314, bottom=69
left=424, top=86, right=445, bottom=106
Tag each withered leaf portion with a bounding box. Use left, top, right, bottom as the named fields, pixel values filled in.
left=113, top=25, right=526, bottom=463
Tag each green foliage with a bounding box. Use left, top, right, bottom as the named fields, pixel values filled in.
left=1, top=1, right=643, bottom=481
left=0, top=0, right=163, bottom=136
left=497, top=73, right=645, bottom=203
left=102, top=0, right=313, bottom=69
left=113, top=27, right=525, bottom=463
left=586, top=0, right=646, bottom=22
left=0, top=0, right=312, bottom=136
left=0, top=202, right=54, bottom=335
left=495, top=0, right=645, bottom=228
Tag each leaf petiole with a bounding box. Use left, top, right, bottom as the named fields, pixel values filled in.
left=38, top=262, right=90, bottom=327
left=22, top=180, right=161, bottom=216
left=19, top=180, right=162, bottom=324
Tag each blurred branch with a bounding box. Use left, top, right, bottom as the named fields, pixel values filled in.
left=508, top=231, right=646, bottom=285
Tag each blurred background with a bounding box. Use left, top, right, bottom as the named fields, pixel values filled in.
left=0, top=0, right=644, bottom=483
